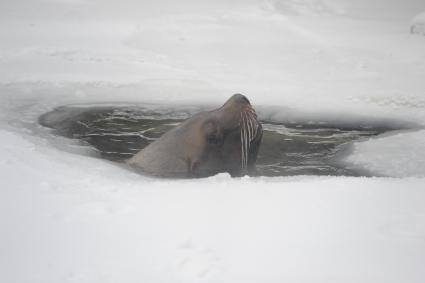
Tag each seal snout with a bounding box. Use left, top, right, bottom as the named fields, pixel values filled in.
left=227, top=93, right=251, bottom=105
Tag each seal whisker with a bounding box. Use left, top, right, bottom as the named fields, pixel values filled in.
left=248, top=114, right=257, bottom=139
left=243, top=114, right=249, bottom=169
left=239, top=108, right=260, bottom=170
left=240, top=113, right=243, bottom=168
left=242, top=112, right=249, bottom=169
left=247, top=108, right=256, bottom=118
left=246, top=112, right=252, bottom=151
left=249, top=113, right=255, bottom=139
left=240, top=112, right=246, bottom=169
left=246, top=111, right=254, bottom=139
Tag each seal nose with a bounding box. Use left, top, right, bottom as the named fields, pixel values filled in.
left=228, top=93, right=251, bottom=105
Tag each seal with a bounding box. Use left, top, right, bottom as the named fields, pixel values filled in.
left=127, top=94, right=263, bottom=178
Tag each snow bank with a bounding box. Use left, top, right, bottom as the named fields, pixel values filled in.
left=1, top=128, right=425, bottom=283
left=263, top=0, right=346, bottom=16
left=412, top=11, right=425, bottom=23
left=345, top=130, right=425, bottom=177
left=411, top=12, right=425, bottom=35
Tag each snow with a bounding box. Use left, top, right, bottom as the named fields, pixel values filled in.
left=411, top=11, right=425, bottom=35
left=412, top=11, right=425, bottom=23
left=2, top=129, right=425, bottom=283
left=345, top=130, right=425, bottom=178
left=1, top=0, right=425, bottom=282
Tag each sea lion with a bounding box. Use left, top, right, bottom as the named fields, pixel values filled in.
left=127, top=94, right=263, bottom=178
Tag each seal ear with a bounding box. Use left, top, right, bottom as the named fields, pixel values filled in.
left=203, top=120, right=223, bottom=146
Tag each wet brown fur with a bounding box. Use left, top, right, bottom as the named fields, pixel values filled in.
left=128, top=94, right=262, bottom=178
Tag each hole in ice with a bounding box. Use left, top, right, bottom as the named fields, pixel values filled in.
left=39, top=104, right=405, bottom=177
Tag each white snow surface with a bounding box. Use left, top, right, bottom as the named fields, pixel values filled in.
left=1, top=126, right=425, bottom=283
left=346, top=130, right=425, bottom=178
left=411, top=11, right=425, bottom=35
left=1, top=1, right=425, bottom=282
left=412, top=11, right=425, bottom=23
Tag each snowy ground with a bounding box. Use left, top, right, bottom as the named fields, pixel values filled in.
left=1, top=0, right=425, bottom=282
left=411, top=11, right=425, bottom=34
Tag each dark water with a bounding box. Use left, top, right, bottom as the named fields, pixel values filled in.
left=39, top=104, right=398, bottom=177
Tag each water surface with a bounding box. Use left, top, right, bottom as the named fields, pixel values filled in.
left=39, top=104, right=399, bottom=177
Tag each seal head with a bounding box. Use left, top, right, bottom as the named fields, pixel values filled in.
left=128, top=94, right=262, bottom=178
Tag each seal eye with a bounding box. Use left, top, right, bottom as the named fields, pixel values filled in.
left=207, top=133, right=222, bottom=145
left=203, top=120, right=223, bottom=146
